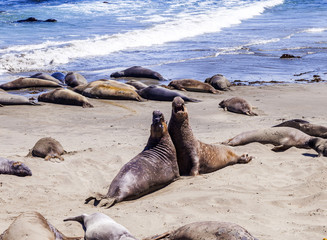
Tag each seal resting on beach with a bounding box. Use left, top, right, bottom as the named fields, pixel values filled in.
left=29, top=73, right=63, bottom=84
left=110, top=66, right=165, bottom=81
left=146, top=221, right=258, bottom=240
left=65, top=72, right=87, bottom=88
left=168, top=97, right=252, bottom=176
left=0, top=89, right=37, bottom=105
left=0, top=157, right=32, bottom=177
left=38, top=88, right=94, bottom=108
left=0, top=77, right=62, bottom=90
left=51, top=72, right=66, bottom=83
left=219, top=97, right=257, bottom=116
left=274, top=119, right=327, bottom=138
left=168, top=79, right=219, bottom=93
left=85, top=110, right=179, bottom=208
left=125, top=79, right=148, bottom=90
left=27, top=137, right=65, bottom=161
left=0, top=211, right=80, bottom=240
left=137, top=85, right=199, bottom=102
left=205, top=74, right=231, bottom=91
left=64, top=212, right=136, bottom=240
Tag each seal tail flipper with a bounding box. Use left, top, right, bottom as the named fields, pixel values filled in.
left=99, top=197, right=116, bottom=208
left=184, top=97, right=201, bottom=102
left=84, top=193, right=116, bottom=208
left=246, top=111, right=258, bottom=116
left=63, top=215, right=84, bottom=224
left=271, top=145, right=291, bottom=152
left=82, top=102, right=94, bottom=108
left=237, top=154, right=253, bottom=163
left=143, top=232, right=170, bottom=240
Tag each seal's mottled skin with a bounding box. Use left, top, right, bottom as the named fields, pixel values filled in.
left=64, top=213, right=136, bottom=240
left=85, top=110, right=179, bottom=208
left=0, top=157, right=32, bottom=177
left=0, top=211, right=80, bottom=240
left=146, top=221, right=258, bottom=240
left=110, top=66, right=165, bottom=81
left=168, top=97, right=252, bottom=176
left=65, top=72, right=87, bottom=88
left=168, top=79, right=219, bottom=93
left=219, top=97, right=257, bottom=116
left=0, top=77, right=62, bottom=90
left=28, top=137, right=65, bottom=161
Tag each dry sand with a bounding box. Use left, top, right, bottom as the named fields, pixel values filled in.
left=0, top=83, right=326, bottom=239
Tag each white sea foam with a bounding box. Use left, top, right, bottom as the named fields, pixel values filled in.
left=0, top=0, right=284, bottom=73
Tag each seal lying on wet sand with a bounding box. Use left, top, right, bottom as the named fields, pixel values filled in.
left=65, top=72, right=87, bottom=88
left=168, top=97, right=252, bottom=176
left=0, top=211, right=80, bottom=240
left=0, top=77, right=62, bottom=90
left=146, top=221, right=258, bottom=240
left=29, top=73, right=63, bottom=84
left=85, top=110, right=179, bottom=208
left=0, top=157, right=32, bottom=177
left=219, top=97, right=257, bottom=116
left=168, top=79, right=219, bottom=93
left=64, top=212, right=136, bottom=240
left=205, top=74, right=231, bottom=91
left=27, top=137, right=66, bottom=161
left=0, top=89, right=37, bottom=105
left=111, top=66, right=165, bottom=81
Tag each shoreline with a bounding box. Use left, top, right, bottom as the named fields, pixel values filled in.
left=0, top=82, right=326, bottom=240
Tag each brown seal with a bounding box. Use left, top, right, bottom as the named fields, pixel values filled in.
left=168, top=79, right=219, bottom=94
left=0, top=157, right=32, bottom=177
left=27, top=137, right=66, bottom=161
left=219, top=97, right=257, bottom=116
left=146, top=221, right=258, bottom=240
left=205, top=74, right=231, bottom=91
left=274, top=119, right=327, bottom=138
left=0, top=211, right=80, bottom=240
left=38, top=88, right=94, bottom=108
left=223, top=127, right=327, bottom=156
left=110, top=66, right=165, bottom=81
left=65, top=72, right=88, bottom=88
left=0, top=77, right=62, bottom=90
left=85, top=110, right=179, bottom=208
left=168, top=97, right=252, bottom=176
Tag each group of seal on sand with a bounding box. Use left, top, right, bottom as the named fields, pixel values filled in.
left=0, top=157, right=32, bottom=177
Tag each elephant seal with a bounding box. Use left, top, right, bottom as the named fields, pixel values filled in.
left=274, top=119, right=327, bottom=138
left=65, top=72, right=88, bottom=88
left=64, top=212, right=136, bottom=240
left=38, top=88, right=94, bottom=108
left=0, top=77, right=62, bottom=90
left=168, top=97, right=252, bottom=176
left=0, top=157, right=32, bottom=177
left=0, top=211, right=80, bottom=240
left=29, top=73, right=63, bottom=84
left=27, top=137, right=65, bottom=161
left=219, top=97, right=257, bottom=116
left=146, top=221, right=258, bottom=240
left=125, top=79, right=148, bottom=90
left=85, top=110, right=179, bottom=208
left=110, top=66, right=165, bottom=81
left=51, top=72, right=66, bottom=83
left=0, top=89, right=37, bottom=105
left=205, top=74, right=231, bottom=91
left=137, top=85, right=200, bottom=102
left=168, top=79, right=219, bottom=94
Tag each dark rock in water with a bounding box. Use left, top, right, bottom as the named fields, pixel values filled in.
left=51, top=72, right=66, bottom=83
left=44, top=18, right=57, bottom=22
left=16, top=17, right=57, bottom=23
left=280, top=54, right=301, bottom=59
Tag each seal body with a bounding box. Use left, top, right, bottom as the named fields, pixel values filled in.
left=0, top=77, right=62, bottom=90
left=125, top=80, right=148, bottom=90
left=219, top=97, right=257, bottom=116
left=38, top=88, right=94, bottom=108
left=0, top=89, right=35, bottom=105
left=110, top=66, right=165, bottom=81
left=51, top=72, right=66, bottom=83
left=274, top=119, right=327, bottom=138
left=168, top=97, right=252, bottom=176
left=29, top=137, right=65, bottom=161
left=205, top=74, right=231, bottom=91
left=65, top=72, right=87, bottom=88
left=168, top=79, right=219, bottom=93
left=0, top=211, right=80, bottom=240
left=0, top=157, right=32, bottom=177
left=64, top=213, right=136, bottom=240
left=29, top=73, right=63, bottom=84
left=146, top=221, right=258, bottom=240
left=85, top=110, right=179, bottom=208
left=137, top=85, right=199, bottom=102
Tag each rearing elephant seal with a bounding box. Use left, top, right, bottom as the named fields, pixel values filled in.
left=110, top=66, right=165, bottom=81
left=64, top=212, right=137, bottom=240
left=27, top=137, right=66, bottom=161
left=146, top=221, right=258, bottom=240
left=85, top=110, right=179, bottom=208
left=0, top=211, right=80, bottom=240
left=0, top=157, right=32, bottom=177
left=219, top=97, right=257, bottom=116
left=168, top=97, right=252, bottom=176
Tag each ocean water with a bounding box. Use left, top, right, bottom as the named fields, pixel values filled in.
left=0, top=0, right=326, bottom=85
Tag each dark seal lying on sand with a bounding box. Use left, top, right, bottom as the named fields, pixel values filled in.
left=111, top=66, right=165, bottom=81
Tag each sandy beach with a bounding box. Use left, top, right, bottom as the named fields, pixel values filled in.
left=0, top=82, right=326, bottom=240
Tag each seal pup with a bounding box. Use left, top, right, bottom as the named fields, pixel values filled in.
left=85, top=110, right=179, bottom=208
left=274, top=119, right=327, bottom=138
left=0, top=157, right=32, bottom=177
left=0, top=89, right=37, bottom=105
left=219, top=97, right=257, bottom=116
left=168, top=79, right=219, bottom=94
left=146, top=221, right=258, bottom=240
left=38, top=88, right=94, bottom=108
left=110, top=66, right=165, bottom=81
left=27, top=137, right=66, bottom=161
left=64, top=212, right=137, bottom=240
left=0, top=77, right=62, bottom=90
left=205, top=74, right=231, bottom=91
left=29, top=73, right=63, bottom=84
left=137, top=85, right=200, bottom=102
left=65, top=72, right=88, bottom=88
left=0, top=211, right=80, bottom=240
left=168, top=97, right=252, bottom=176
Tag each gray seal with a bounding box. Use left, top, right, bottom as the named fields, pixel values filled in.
left=65, top=72, right=88, bottom=88
left=27, top=137, right=66, bottom=161
left=85, top=110, right=179, bottom=208
left=168, top=79, right=219, bottom=93
left=29, top=73, right=63, bottom=85
left=0, top=211, right=80, bottom=240
left=0, top=77, right=62, bottom=90
left=64, top=212, right=136, bottom=240
left=205, top=74, right=231, bottom=91
left=0, top=89, right=37, bottom=105
left=125, top=80, right=148, bottom=90
left=110, top=66, right=165, bottom=81
left=168, top=97, right=252, bottom=176
left=0, top=157, right=32, bottom=177
left=219, top=97, right=257, bottom=116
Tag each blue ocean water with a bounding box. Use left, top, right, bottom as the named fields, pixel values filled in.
left=0, top=0, right=326, bottom=84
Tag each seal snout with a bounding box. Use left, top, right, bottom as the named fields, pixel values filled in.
left=152, top=110, right=164, bottom=126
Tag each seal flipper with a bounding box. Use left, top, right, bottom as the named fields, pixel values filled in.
left=271, top=145, right=291, bottom=152
left=85, top=193, right=116, bottom=208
